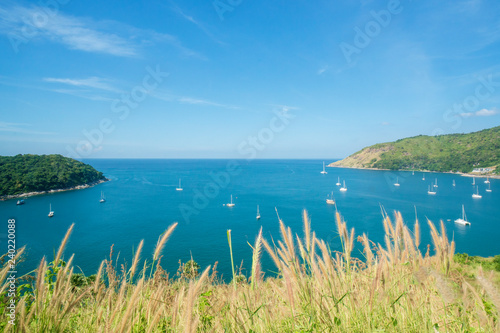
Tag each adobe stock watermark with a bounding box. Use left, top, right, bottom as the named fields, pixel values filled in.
left=384, top=170, right=411, bottom=192
left=438, top=73, right=500, bottom=135
left=178, top=108, right=295, bottom=224
left=213, top=0, right=242, bottom=21
left=339, top=0, right=407, bottom=64
left=65, top=65, right=168, bottom=159
left=382, top=73, right=500, bottom=185
left=8, top=0, right=70, bottom=53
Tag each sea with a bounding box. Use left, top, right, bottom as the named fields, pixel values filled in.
left=1, top=159, right=499, bottom=281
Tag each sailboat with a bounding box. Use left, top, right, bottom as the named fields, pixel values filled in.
left=336, top=176, right=341, bottom=186
left=452, top=180, right=456, bottom=187
left=485, top=177, right=490, bottom=184
left=472, top=186, right=482, bottom=199
left=486, top=183, right=492, bottom=192
left=422, top=173, right=425, bottom=181
left=100, top=191, right=106, bottom=203
left=433, top=178, right=438, bottom=188
left=454, top=205, right=471, bottom=226
left=472, top=177, right=475, bottom=186
left=326, top=191, right=335, bottom=205
left=226, top=195, right=235, bottom=207
left=48, top=204, right=54, bottom=217
left=427, top=185, right=436, bottom=195
left=176, top=178, right=183, bottom=191
left=320, top=161, right=327, bottom=174
left=256, top=205, right=261, bottom=220
left=412, top=170, right=414, bottom=176
left=339, top=180, right=347, bottom=192
left=394, top=177, right=400, bottom=187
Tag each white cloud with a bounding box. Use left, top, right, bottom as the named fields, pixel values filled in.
left=0, top=4, right=202, bottom=58
left=44, top=77, right=121, bottom=93
left=317, top=66, right=329, bottom=75
left=168, top=2, right=225, bottom=46
left=460, top=108, right=498, bottom=117
left=475, top=108, right=498, bottom=116
left=151, top=90, right=240, bottom=110
left=177, top=97, right=238, bottom=109
left=0, top=122, right=56, bottom=135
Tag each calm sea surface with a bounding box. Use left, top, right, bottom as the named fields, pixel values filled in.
left=1, top=159, right=499, bottom=280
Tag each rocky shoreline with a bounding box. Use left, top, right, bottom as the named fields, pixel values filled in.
left=327, top=164, right=500, bottom=179
left=0, top=178, right=109, bottom=201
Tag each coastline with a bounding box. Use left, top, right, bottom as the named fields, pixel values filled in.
left=0, top=178, right=109, bottom=201
left=327, top=164, right=500, bottom=179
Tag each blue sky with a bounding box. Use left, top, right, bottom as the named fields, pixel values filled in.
left=0, top=0, right=499, bottom=159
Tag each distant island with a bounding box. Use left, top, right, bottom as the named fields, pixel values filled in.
left=330, top=126, right=500, bottom=175
left=0, top=154, right=108, bottom=200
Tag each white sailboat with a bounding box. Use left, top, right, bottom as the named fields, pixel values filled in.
left=412, top=170, right=415, bottom=176
left=472, top=177, right=475, bottom=186
left=427, top=185, right=436, bottom=195
left=339, top=180, right=347, bottom=192
left=256, top=205, right=261, bottom=220
left=326, top=191, right=335, bottom=205
left=100, top=191, right=106, bottom=203
left=452, top=180, right=456, bottom=187
left=433, top=178, right=438, bottom=188
left=48, top=204, right=54, bottom=217
left=226, top=195, right=235, bottom=207
left=320, top=161, right=327, bottom=174
left=336, top=176, right=341, bottom=186
left=486, top=183, right=492, bottom=193
left=394, top=177, right=400, bottom=187
left=422, top=173, right=425, bottom=181
left=176, top=178, right=183, bottom=191
left=485, top=177, right=490, bottom=184
left=454, top=205, right=471, bottom=226
left=472, top=186, right=482, bottom=199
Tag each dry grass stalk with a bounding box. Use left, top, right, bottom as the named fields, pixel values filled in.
left=153, top=222, right=178, bottom=261
left=4, top=209, right=499, bottom=332
left=54, top=223, right=74, bottom=267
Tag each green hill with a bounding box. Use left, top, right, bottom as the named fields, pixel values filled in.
left=0, top=154, right=107, bottom=197
left=330, top=126, right=500, bottom=174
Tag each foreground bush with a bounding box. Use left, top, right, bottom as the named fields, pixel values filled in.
left=1, top=210, right=500, bottom=332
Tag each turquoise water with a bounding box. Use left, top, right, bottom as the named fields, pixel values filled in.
left=1, top=159, right=499, bottom=281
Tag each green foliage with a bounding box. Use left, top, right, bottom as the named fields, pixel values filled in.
left=234, top=274, right=247, bottom=284
left=358, top=126, right=500, bottom=173
left=70, top=273, right=96, bottom=289
left=454, top=253, right=500, bottom=272
left=198, top=290, right=215, bottom=330
left=182, top=259, right=200, bottom=279
left=0, top=154, right=107, bottom=197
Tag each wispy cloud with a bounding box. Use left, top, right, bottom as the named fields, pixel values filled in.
left=44, top=77, right=121, bottom=93
left=317, top=66, right=329, bottom=75
left=45, top=88, right=115, bottom=102
left=460, top=108, right=499, bottom=117
left=269, top=104, right=300, bottom=113
left=167, top=1, right=225, bottom=45
left=152, top=89, right=239, bottom=110
left=0, top=4, right=203, bottom=58
left=0, top=122, right=56, bottom=135
left=177, top=96, right=239, bottom=109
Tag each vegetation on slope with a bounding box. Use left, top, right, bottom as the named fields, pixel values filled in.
left=331, top=126, right=500, bottom=173
left=0, top=154, right=107, bottom=197
left=2, top=210, right=500, bottom=332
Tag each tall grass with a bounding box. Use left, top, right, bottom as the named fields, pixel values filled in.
left=1, top=210, right=500, bottom=332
